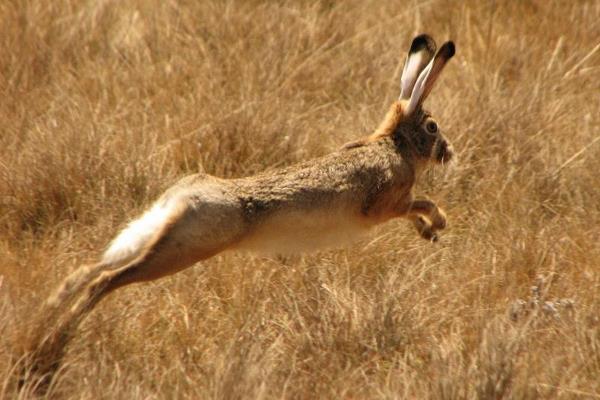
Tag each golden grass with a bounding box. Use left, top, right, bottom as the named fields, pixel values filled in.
left=2, top=0, right=600, bottom=398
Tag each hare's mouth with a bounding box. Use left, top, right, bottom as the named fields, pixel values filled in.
left=436, top=141, right=453, bottom=164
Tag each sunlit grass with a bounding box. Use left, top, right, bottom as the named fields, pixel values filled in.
left=1, top=0, right=600, bottom=398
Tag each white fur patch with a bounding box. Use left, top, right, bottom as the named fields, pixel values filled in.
left=102, top=200, right=177, bottom=265
left=235, top=208, right=373, bottom=254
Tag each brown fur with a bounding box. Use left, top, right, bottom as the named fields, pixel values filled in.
left=21, top=35, right=456, bottom=390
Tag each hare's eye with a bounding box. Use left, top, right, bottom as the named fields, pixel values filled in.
left=425, top=121, right=438, bottom=134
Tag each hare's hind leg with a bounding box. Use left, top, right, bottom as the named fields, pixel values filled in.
left=47, top=217, right=233, bottom=374
left=76, top=192, right=247, bottom=303
left=68, top=239, right=225, bottom=328
left=22, top=243, right=222, bottom=391
left=94, top=227, right=229, bottom=292
left=24, top=191, right=245, bottom=389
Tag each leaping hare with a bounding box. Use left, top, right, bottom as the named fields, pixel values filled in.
left=22, top=34, right=455, bottom=386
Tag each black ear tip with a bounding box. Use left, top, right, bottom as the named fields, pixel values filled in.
left=443, top=41, right=456, bottom=58
left=410, top=34, right=436, bottom=54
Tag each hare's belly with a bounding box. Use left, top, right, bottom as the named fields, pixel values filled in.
left=234, top=209, right=372, bottom=254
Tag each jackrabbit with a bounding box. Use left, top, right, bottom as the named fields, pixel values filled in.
left=22, top=34, right=455, bottom=387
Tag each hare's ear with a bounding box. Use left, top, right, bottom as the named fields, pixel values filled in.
left=405, top=41, right=455, bottom=115
left=399, top=34, right=437, bottom=100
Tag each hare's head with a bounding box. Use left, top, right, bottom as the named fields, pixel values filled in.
left=397, top=34, right=455, bottom=164
left=360, top=35, right=455, bottom=165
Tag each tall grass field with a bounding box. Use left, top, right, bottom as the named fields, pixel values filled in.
left=1, top=0, right=600, bottom=398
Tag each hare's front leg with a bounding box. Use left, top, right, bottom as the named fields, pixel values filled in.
left=403, top=198, right=447, bottom=241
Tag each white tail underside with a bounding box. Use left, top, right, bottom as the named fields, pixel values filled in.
left=102, top=200, right=177, bottom=265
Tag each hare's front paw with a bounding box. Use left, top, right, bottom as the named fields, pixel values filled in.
left=431, top=207, right=447, bottom=231
left=414, top=216, right=438, bottom=242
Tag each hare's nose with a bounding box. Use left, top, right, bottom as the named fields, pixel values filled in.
left=438, top=140, right=453, bottom=162
left=444, top=141, right=454, bottom=160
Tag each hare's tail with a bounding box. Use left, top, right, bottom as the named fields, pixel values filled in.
left=20, top=199, right=183, bottom=390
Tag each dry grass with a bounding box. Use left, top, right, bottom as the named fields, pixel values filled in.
left=1, top=0, right=600, bottom=398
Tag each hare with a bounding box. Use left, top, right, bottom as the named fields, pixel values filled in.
left=22, top=34, right=455, bottom=387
